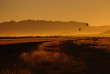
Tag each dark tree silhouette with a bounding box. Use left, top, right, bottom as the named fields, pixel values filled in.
left=79, top=28, right=81, bottom=31
left=86, top=23, right=89, bottom=26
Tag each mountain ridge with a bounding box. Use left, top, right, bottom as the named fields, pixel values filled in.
left=0, top=20, right=88, bottom=36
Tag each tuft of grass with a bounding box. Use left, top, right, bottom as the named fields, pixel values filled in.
left=20, top=50, right=86, bottom=73
left=0, top=63, right=31, bottom=74
left=38, top=40, right=77, bottom=53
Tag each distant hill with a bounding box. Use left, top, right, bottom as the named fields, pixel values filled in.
left=99, top=30, right=110, bottom=37
left=0, top=20, right=88, bottom=36
left=102, top=30, right=110, bottom=34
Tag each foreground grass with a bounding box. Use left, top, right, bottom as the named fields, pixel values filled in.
left=1, top=38, right=110, bottom=74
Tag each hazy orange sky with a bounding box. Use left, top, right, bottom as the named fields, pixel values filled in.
left=0, top=0, right=110, bottom=26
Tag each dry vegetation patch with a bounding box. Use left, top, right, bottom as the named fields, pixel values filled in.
left=20, top=50, right=86, bottom=73
left=1, top=38, right=110, bottom=74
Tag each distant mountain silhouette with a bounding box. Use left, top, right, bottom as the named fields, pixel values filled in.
left=1, top=20, right=110, bottom=36
left=0, top=20, right=88, bottom=36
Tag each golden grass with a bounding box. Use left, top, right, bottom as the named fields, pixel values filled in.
left=20, top=50, right=86, bottom=73
left=1, top=38, right=110, bottom=74
left=0, top=64, right=31, bottom=74
left=38, top=40, right=76, bottom=53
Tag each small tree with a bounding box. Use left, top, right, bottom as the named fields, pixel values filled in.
left=78, top=28, right=81, bottom=31
left=86, top=23, right=89, bottom=26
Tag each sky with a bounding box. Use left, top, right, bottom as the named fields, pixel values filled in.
left=0, top=0, right=110, bottom=26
